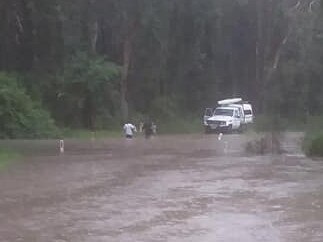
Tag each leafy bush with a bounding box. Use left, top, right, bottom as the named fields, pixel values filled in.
left=0, top=72, right=59, bottom=138
left=0, top=148, right=20, bottom=170
left=62, top=129, right=121, bottom=139
left=301, top=116, right=323, bottom=156
left=149, top=96, right=180, bottom=120
left=245, top=134, right=283, bottom=155
left=306, top=134, right=323, bottom=157
left=156, top=117, right=202, bottom=134
left=143, top=96, right=202, bottom=134
left=254, top=115, right=288, bottom=132
left=305, top=116, right=323, bottom=132
left=61, top=52, right=120, bottom=129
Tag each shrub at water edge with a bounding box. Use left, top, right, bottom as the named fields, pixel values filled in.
left=0, top=72, right=59, bottom=138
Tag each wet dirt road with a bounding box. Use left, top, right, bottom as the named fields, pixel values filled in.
left=0, top=133, right=322, bottom=242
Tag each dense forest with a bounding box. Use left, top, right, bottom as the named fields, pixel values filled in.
left=0, top=0, right=323, bottom=137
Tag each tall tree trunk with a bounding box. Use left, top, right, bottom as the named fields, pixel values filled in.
left=230, top=49, right=238, bottom=97
left=81, top=0, right=98, bottom=54
left=120, top=17, right=139, bottom=122
left=256, top=0, right=265, bottom=112
left=90, top=20, right=98, bottom=54
left=120, top=36, right=131, bottom=122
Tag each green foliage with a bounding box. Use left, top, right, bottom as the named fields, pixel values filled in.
left=0, top=148, right=20, bottom=170
left=306, top=134, right=323, bottom=157
left=60, top=52, right=120, bottom=128
left=149, top=97, right=180, bottom=120
left=254, top=115, right=288, bottom=132
left=146, top=97, right=204, bottom=134
left=1, top=0, right=323, bottom=135
left=157, top=117, right=202, bottom=134
left=64, top=52, right=120, bottom=90
left=303, top=116, right=323, bottom=156
left=0, top=72, right=59, bottom=138
left=62, top=129, right=121, bottom=139
left=305, top=116, right=323, bottom=132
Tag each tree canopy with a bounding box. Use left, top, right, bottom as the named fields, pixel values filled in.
left=0, top=0, right=322, bottom=136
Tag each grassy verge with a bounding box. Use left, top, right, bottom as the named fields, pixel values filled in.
left=62, top=129, right=121, bottom=139
left=303, top=131, right=323, bottom=157
left=156, top=117, right=203, bottom=134
left=253, top=114, right=310, bottom=132
left=0, top=149, right=21, bottom=170
left=61, top=117, right=203, bottom=139
left=302, top=116, right=323, bottom=157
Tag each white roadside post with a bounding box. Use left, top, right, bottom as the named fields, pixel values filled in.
left=218, top=133, right=223, bottom=141
left=59, top=140, right=65, bottom=153
left=224, top=141, right=228, bottom=155
left=217, top=132, right=228, bottom=155
left=91, top=131, right=95, bottom=142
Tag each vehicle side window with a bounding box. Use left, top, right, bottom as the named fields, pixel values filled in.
left=234, top=109, right=240, bottom=118
left=238, top=108, right=242, bottom=117
left=244, top=110, right=252, bottom=115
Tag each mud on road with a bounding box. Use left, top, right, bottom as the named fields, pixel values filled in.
left=0, top=133, right=322, bottom=242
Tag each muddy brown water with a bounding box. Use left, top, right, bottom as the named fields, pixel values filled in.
left=0, top=133, right=322, bottom=242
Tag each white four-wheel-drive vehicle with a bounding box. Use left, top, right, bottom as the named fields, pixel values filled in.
left=203, top=98, right=254, bottom=133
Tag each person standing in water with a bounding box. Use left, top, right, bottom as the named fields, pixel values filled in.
left=123, top=122, right=137, bottom=139
left=142, top=120, right=153, bottom=139
left=152, top=122, right=157, bottom=135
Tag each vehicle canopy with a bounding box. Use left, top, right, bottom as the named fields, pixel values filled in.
left=242, top=103, right=253, bottom=115
left=215, top=98, right=254, bottom=123
left=217, top=98, right=242, bottom=106
left=218, top=98, right=252, bottom=112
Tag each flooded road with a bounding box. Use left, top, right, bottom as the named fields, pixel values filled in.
left=0, top=133, right=322, bottom=242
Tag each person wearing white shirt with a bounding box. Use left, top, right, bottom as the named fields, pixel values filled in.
left=123, top=122, right=137, bottom=139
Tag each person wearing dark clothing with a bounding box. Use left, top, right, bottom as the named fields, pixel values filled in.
left=142, top=121, right=153, bottom=139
